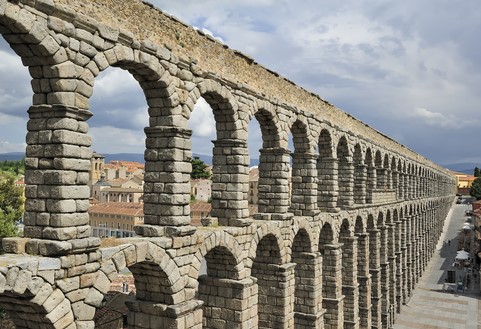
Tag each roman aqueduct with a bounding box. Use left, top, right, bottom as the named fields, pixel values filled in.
left=0, top=0, right=455, bottom=328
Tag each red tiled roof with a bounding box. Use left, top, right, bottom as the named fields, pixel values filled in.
left=88, top=202, right=143, bottom=216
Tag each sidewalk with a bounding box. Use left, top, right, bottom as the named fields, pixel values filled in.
left=393, top=201, right=481, bottom=329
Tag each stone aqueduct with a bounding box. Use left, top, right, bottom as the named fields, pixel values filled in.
left=0, top=0, right=455, bottom=328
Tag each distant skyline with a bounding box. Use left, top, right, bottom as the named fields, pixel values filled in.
left=1, top=1, right=481, bottom=166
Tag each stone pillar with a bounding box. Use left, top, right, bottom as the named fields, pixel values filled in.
left=376, top=167, right=387, bottom=189
left=354, top=164, right=367, bottom=205
left=397, top=171, right=404, bottom=200
left=322, top=243, right=344, bottom=329
left=338, top=160, right=354, bottom=209
left=395, top=219, right=404, bottom=313
left=252, top=262, right=295, bottom=328
left=408, top=175, right=415, bottom=200
left=392, top=170, right=399, bottom=200
left=198, top=276, right=258, bottom=328
left=387, top=223, right=397, bottom=325
left=379, top=226, right=391, bottom=328
left=366, top=165, right=377, bottom=204
left=22, top=105, right=99, bottom=256
left=405, top=216, right=413, bottom=298
left=386, top=169, right=393, bottom=189
left=356, top=233, right=372, bottom=329
left=211, top=139, right=251, bottom=226
left=368, top=229, right=381, bottom=329
left=126, top=299, right=203, bottom=329
left=257, top=147, right=292, bottom=219
left=317, top=157, right=340, bottom=212
left=138, top=126, right=195, bottom=237
left=290, top=153, right=320, bottom=216
left=341, top=236, right=360, bottom=329
left=294, top=252, right=326, bottom=328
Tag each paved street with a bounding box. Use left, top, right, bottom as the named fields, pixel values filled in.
left=393, top=200, right=481, bottom=329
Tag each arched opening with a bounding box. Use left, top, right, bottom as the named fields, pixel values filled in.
left=289, top=120, right=317, bottom=215
left=340, top=218, right=359, bottom=327
left=0, top=37, right=31, bottom=156
left=337, top=136, right=353, bottom=209
left=368, top=214, right=382, bottom=328
left=319, top=222, right=343, bottom=327
left=375, top=150, right=384, bottom=189
left=252, top=233, right=284, bottom=328
left=317, top=129, right=336, bottom=211
left=197, top=245, right=245, bottom=328
left=291, top=228, right=318, bottom=326
left=188, top=96, right=215, bottom=225
left=194, top=87, right=247, bottom=226
left=88, top=67, right=148, bottom=239
left=365, top=148, right=375, bottom=203
left=354, top=216, right=371, bottom=329
left=353, top=144, right=366, bottom=205
left=251, top=108, right=288, bottom=216
left=247, top=117, right=262, bottom=214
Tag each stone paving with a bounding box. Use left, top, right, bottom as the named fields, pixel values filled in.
left=393, top=201, right=481, bottom=329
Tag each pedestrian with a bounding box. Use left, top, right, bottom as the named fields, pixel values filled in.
left=448, top=240, right=451, bottom=246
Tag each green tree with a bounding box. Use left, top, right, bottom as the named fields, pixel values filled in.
left=191, top=157, right=211, bottom=179
left=475, top=167, right=480, bottom=177
left=0, top=173, right=23, bottom=250
left=470, top=177, right=481, bottom=200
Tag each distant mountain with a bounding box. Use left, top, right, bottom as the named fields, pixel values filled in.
left=0, top=152, right=24, bottom=161
left=0, top=151, right=260, bottom=167
left=442, top=162, right=481, bottom=175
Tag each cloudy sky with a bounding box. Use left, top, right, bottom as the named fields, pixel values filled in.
left=1, top=0, right=481, bottom=167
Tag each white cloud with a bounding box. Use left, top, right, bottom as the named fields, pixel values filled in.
left=89, top=126, right=145, bottom=153
left=189, top=98, right=216, bottom=138
left=410, top=108, right=478, bottom=130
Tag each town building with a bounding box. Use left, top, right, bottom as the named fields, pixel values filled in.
left=451, top=171, right=476, bottom=195
left=88, top=202, right=144, bottom=238
left=248, top=167, right=259, bottom=205
left=190, top=179, right=212, bottom=202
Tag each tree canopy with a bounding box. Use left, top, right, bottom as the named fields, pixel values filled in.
left=191, top=157, right=211, bottom=179
left=0, top=159, right=25, bottom=176
left=470, top=177, right=481, bottom=200
left=0, top=172, right=23, bottom=249
left=475, top=167, right=480, bottom=177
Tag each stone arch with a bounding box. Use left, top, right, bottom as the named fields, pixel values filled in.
left=248, top=224, right=286, bottom=268
left=189, top=230, right=252, bottom=328
left=365, top=147, right=376, bottom=203
left=190, top=230, right=246, bottom=281
left=339, top=217, right=359, bottom=327
left=290, top=222, right=321, bottom=326
left=337, top=135, right=354, bottom=208
left=0, top=267, right=74, bottom=329
left=97, top=242, right=184, bottom=305
left=318, top=221, right=344, bottom=327
left=289, top=116, right=314, bottom=153
left=194, top=80, right=241, bottom=139
left=251, top=101, right=291, bottom=216
left=250, top=226, right=288, bottom=328
left=317, top=128, right=338, bottom=211
left=288, top=217, right=317, bottom=257
left=353, top=143, right=367, bottom=205
left=250, top=100, right=282, bottom=149
left=289, top=116, right=318, bottom=215
left=318, top=127, right=335, bottom=158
